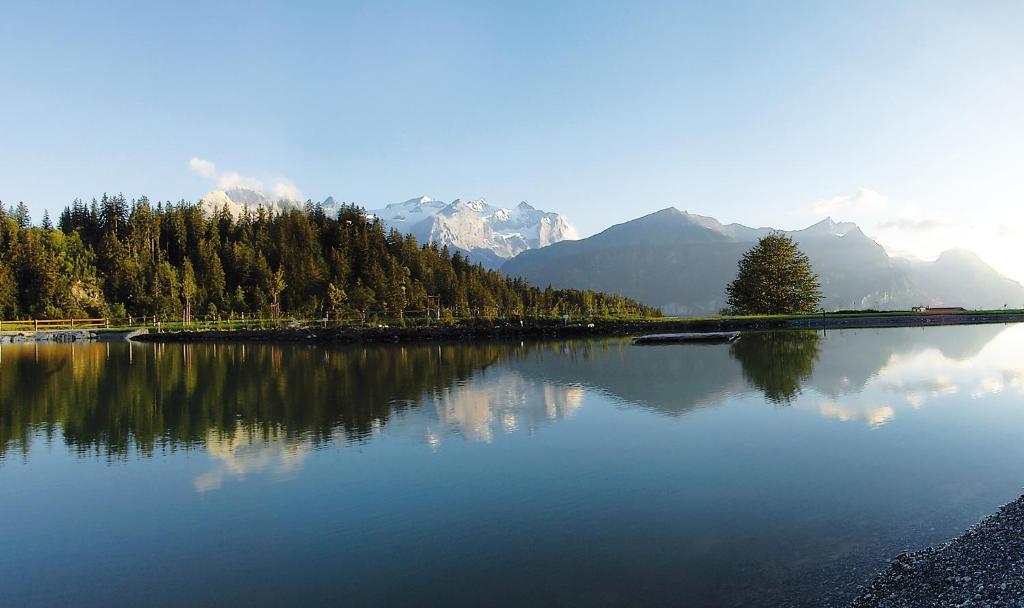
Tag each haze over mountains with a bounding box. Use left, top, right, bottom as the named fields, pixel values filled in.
left=502, top=208, right=1024, bottom=315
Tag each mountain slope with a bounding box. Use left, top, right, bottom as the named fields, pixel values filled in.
left=502, top=208, right=1024, bottom=315
left=504, top=209, right=750, bottom=313
left=909, top=249, right=1024, bottom=309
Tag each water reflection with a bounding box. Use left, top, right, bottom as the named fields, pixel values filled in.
left=5, top=325, right=1024, bottom=608
left=194, top=426, right=308, bottom=492
left=730, top=331, right=822, bottom=403
left=0, top=342, right=507, bottom=460
left=0, top=323, right=1019, bottom=467
left=513, top=339, right=746, bottom=415
left=422, top=374, right=584, bottom=446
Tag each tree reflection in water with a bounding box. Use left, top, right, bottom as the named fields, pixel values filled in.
left=0, top=325, right=1012, bottom=464
left=0, top=341, right=510, bottom=460
left=730, top=331, right=822, bottom=404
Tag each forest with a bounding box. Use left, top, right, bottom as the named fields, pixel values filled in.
left=0, top=195, right=659, bottom=322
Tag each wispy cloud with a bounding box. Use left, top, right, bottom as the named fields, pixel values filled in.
left=272, top=180, right=303, bottom=202
left=877, top=218, right=951, bottom=232
left=187, top=157, right=304, bottom=202
left=812, top=188, right=887, bottom=215
left=215, top=170, right=263, bottom=192
left=994, top=225, right=1018, bottom=239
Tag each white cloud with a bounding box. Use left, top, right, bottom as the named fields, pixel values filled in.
left=188, top=157, right=218, bottom=179
left=271, top=179, right=304, bottom=203
left=812, top=188, right=888, bottom=215
left=994, top=225, right=1019, bottom=239
left=877, top=218, right=951, bottom=232
left=216, top=171, right=264, bottom=192
left=187, top=157, right=304, bottom=202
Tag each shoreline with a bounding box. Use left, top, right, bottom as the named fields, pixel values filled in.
left=0, top=328, right=146, bottom=344
left=849, top=493, right=1024, bottom=607
left=128, top=312, right=1024, bottom=344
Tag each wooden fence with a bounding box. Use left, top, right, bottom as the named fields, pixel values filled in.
left=0, top=318, right=108, bottom=332
left=2, top=306, right=653, bottom=334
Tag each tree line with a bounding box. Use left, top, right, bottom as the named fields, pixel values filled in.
left=0, top=195, right=660, bottom=322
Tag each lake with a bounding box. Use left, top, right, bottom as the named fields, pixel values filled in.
left=3, top=325, right=1024, bottom=607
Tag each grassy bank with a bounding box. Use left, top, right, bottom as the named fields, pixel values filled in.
left=125, top=309, right=1024, bottom=344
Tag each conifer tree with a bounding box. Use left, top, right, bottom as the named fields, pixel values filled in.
left=0, top=196, right=659, bottom=322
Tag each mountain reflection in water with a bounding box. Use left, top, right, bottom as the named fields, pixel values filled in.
left=0, top=323, right=1018, bottom=468
left=5, top=324, right=1024, bottom=608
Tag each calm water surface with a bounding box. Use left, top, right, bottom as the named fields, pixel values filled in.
left=4, top=325, right=1024, bottom=607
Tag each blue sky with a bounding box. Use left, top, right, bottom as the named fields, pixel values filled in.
left=2, top=1, right=1023, bottom=278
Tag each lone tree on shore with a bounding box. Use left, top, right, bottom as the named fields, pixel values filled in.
left=726, top=232, right=821, bottom=315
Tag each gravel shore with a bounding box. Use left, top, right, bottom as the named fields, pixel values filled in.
left=849, top=495, right=1024, bottom=608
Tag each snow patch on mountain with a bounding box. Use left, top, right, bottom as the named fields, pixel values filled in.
left=200, top=187, right=298, bottom=216
left=365, top=196, right=579, bottom=265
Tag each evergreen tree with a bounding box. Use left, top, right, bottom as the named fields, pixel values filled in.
left=0, top=261, right=18, bottom=318
left=181, top=258, right=197, bottom=323
left=726, top=232, right=821, bottom=315
left=0, top=196, right=659, bottom=322
left=14, top=202, right=31, bottom=229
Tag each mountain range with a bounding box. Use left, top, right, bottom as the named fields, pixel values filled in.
left=200, top=188, right=578, bottom=268
left=198, top=189, right=1022, bottom=314
left=501, top=208, right=1024, bottom=315
left=364, top=196, right=578, bottom=268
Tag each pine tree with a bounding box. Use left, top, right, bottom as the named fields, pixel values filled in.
left=181, top=258, right=197, bottom=323
left=0, top=261, right=18, bottom=318
left=7, top=195, right=659, bottom=322
left=726, top=232, right=821, bottom=315
left=14, top=202, right=31, bottom=229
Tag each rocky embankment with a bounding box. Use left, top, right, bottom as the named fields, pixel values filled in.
left=0, top=330, right=98, bottom=343
left=850, top=495, right=1024, bottom=608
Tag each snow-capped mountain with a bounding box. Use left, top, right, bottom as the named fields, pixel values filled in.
left=366, top=196, right=579, bottom=268
left=198, top=190, right=578, bottom=268
left=200, top=187, right=296, bottom=216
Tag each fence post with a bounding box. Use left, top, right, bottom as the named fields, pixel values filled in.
left=34, top=319, right=38, bottom=331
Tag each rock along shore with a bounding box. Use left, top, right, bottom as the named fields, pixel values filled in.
left=0, top=329, right=144, bottom=344
left=0, top=330, right=97, bottom=343
left=849, top=494, right=1024, bottom=608
left=129, top=312, right=1024, bottom=344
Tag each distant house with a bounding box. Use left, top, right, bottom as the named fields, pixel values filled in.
left=912, top=306, right=967, bottom=314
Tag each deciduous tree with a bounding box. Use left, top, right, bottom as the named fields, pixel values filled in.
left=726, top=233, right=821, bottom=315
